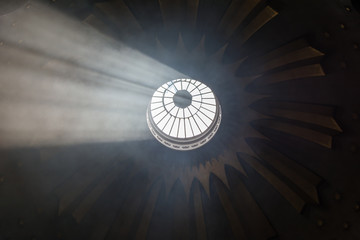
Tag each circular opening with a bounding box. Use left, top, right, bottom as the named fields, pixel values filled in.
left=147, top=79, right=222, bottom=151
left=173, top=90, right=192, bottom=108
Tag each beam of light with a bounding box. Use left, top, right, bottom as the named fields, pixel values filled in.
left=0, top=1, right=187, bottom=148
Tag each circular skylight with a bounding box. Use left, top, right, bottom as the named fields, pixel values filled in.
left=147, top=79, right=221, bottom=150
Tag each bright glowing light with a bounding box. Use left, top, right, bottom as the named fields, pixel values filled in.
left=0, top=2, right=187, bottom=148
left=147, top=79, right=221, bottom=151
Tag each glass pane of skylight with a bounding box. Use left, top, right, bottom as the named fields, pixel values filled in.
left=178, top=119, right=185, bottom=138
left=184, top=108, right=192, bottom=118
left=190, top=87, right=201, bottom=96
left=201, top=92, right=215, bottom=99
left=194, top=81, right=202, bottom=87
left=188, top=105, right=197, bottom=115
left=153, top=91, right=163, bottom=97
left=170, top=106, right=179, bottom=116
left=163, top=116, right=175, bottom=134
left=151, top=102, right=163, bottom=110
left=170, top=118, right=180, bottom=137
left=153, top=110, right=167, bottom=123
left=200, top=86, right=211, bottom=93
left=202, top=104, right=216, bottom=113
left=184, top=79, right=191, bottom=90
left=192, top=95, right=201, bottom=102
left=151, top=106, right=165, bottom=117
left=165, top=102, right=175, bottom=112
left=178, top=109, right=184, bottom=118
left=157, top=113, right=171, bottom=129
left=200, top=108, right=215, bottom=120
left=187, top=83, right=196, bottom=93
left=189, top=116, right=201, bottom=136
left=164, top=90, right=174, bottom=98
left=185, top=118, right=193, bottom=137
left=192, top=101, right=201, bottom=109
left=174, top=81, right=182, bottom=91
left=193, top=114, right=207, bottom=132
left=164, top=97, right=172, bottom=105
left=202, top=98, right=216, bottom=105
left=197, top=111, right=211, bottom=124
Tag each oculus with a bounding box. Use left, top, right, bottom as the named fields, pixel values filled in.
left=147, top=79, right=222, bottom=150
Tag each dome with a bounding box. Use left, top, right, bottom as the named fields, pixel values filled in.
left=0, top=0, right=359, bottom=239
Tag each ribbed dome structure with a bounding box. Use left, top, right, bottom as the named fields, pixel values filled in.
left=0, top=0, right=360, bottom=239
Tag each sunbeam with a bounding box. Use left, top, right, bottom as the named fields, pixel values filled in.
left=0, top=1, right=187, bottom=148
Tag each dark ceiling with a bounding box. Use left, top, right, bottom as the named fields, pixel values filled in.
left=0, top=0, right=360, bottom=239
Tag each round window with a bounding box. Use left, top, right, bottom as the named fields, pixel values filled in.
left=147, top=79, right=222, bottom=150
